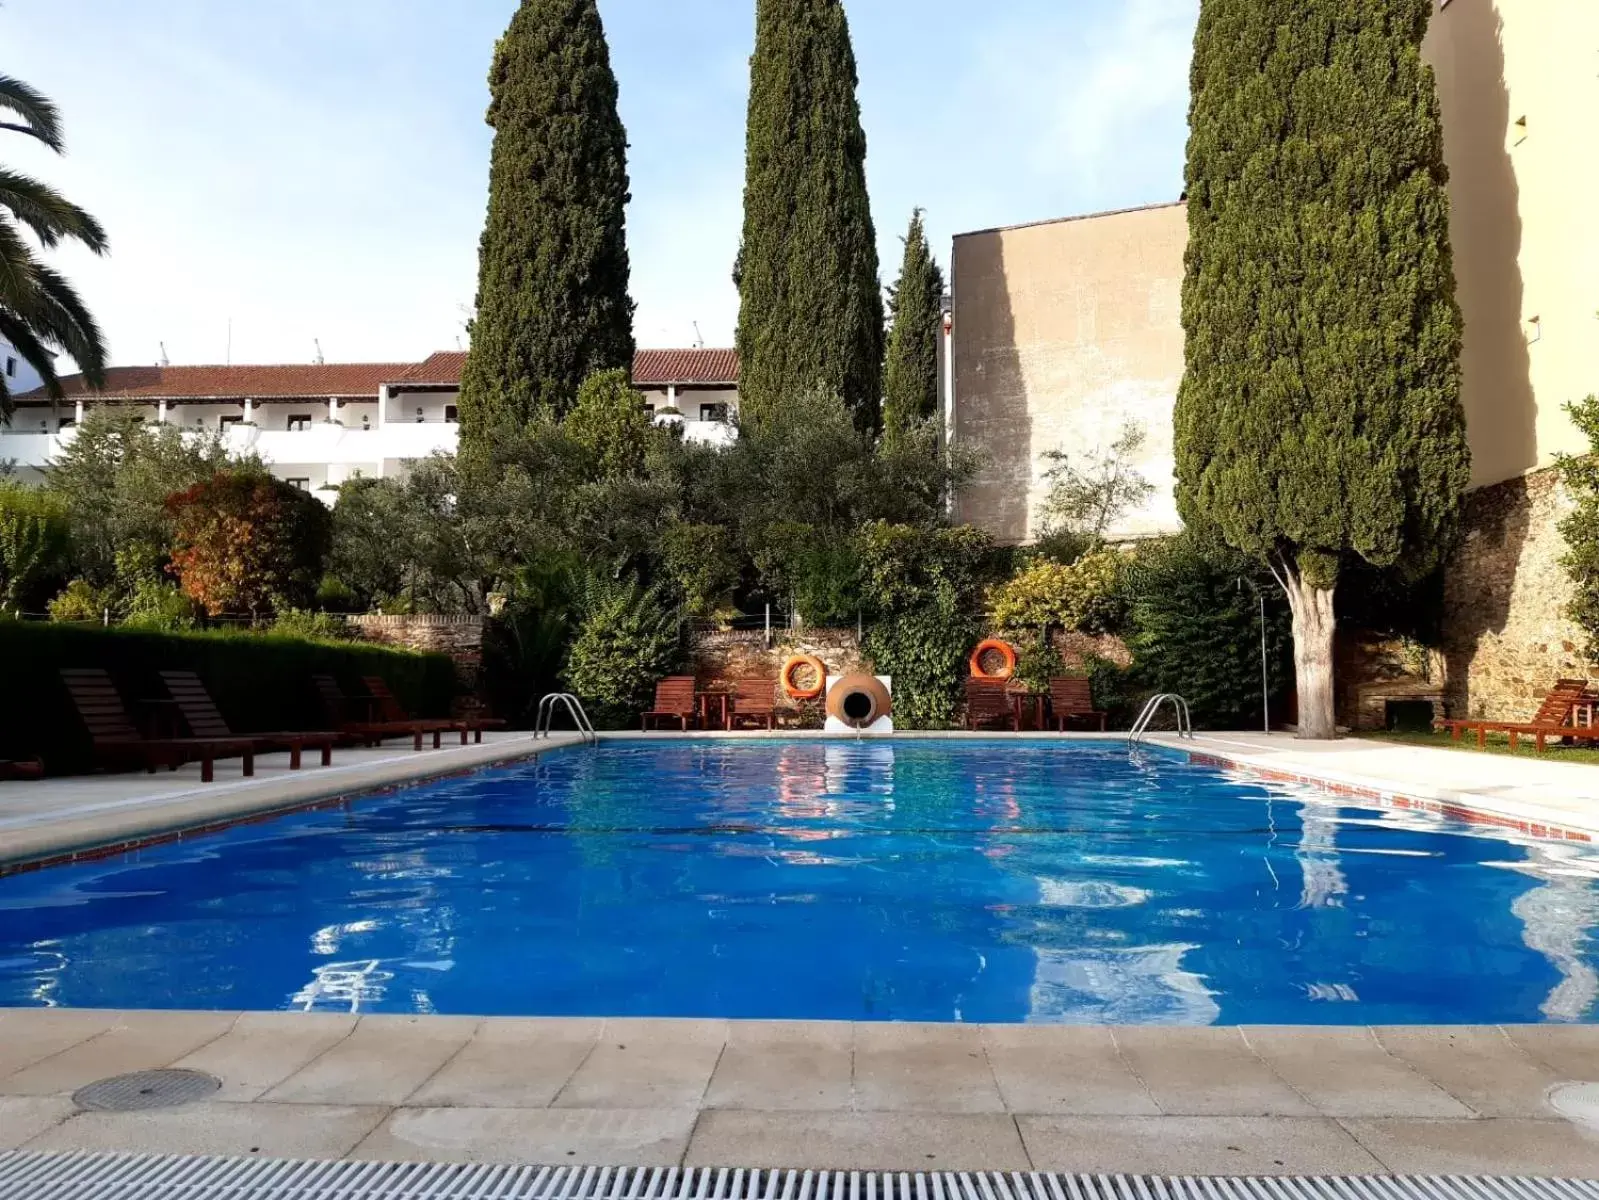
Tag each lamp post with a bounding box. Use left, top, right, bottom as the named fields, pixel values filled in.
left=1238, top=577, right=1271, bottom=735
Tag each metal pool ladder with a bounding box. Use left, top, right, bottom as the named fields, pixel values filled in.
left=1129, top=693, right=1194, bottom=746
left=536, top=693, right=598, bottom=745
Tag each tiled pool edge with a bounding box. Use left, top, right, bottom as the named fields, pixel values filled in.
left=1165, top=734, right=1599, bottom=843
left=0, top=734, right=587, bottom=879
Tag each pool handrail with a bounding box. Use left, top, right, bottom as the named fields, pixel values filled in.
left=1129, top=693, right=1193, bottom=745
left=536, top=693, right=598, bottom=745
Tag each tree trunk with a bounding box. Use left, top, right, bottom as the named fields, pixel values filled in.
left=1282, top=571, right=1338, bottom=740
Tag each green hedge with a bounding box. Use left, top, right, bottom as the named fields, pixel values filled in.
left=0, top=623, right=457, bottom=775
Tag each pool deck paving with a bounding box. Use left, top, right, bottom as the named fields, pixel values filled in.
left=4, top=1012, right=1599, bottom=1175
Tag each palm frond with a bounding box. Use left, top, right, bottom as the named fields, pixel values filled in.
left=14, top=263, right=107, bottom=384
left=0, top=310, right=64, bottom=413
left=0, top=219, right=42, bottom=312
left=0, top=168, right=108, bottom=253
left=0, top=75, right=64, bottom=152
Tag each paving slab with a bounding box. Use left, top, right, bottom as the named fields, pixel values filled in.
left=0, top=1096, right=76, bottom=1149
left=1243, top=1026, right=1470, bottom=1118
left=0, top=1010, right=238, bottom=1096
left=981, top=1026, right=1158, bottom=1115
left=0, top=1009, right=119, bottom=1079
left=704, top=1021, right=853, bottom=1112
left=1503, top=1025, right=1599, bottom=1080
left=852, top=1023, right=1005, bottom=1114
left=354, top=1106, right=695, bottom=1167
left=406, top=1019, right=604, bottom=1109
left=1340, top=1117, right=1599, bottom=1176
left=1374, top=1025, right=1567, bottom=1118
left=1111, top=1027, right=1317, bottom=1116
left=686, top=1110, right=1031, bottom=1171
left=171, top=1012, right=360, bottom=1102
left=20, top=1101, right=389, bottom=1159
left=262, top=1015, right=479, bottom=1107
left=1018, top=1115, right=1386, bottom=1175
left=554, top=1020, right=728, bottom=1110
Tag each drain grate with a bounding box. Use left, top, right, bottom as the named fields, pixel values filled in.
left=2, top=1156, right=1599, bottom=1200
left=70, top=1070, right=221, bottom=1112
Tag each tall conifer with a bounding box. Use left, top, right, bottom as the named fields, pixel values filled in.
left=459, top=0, right=634, bottom=445
left=735, top=0, right=883, bottom=433
left=1174, top=0, right=1469, bottom=738
left=883, top=209, right=945, bottom=442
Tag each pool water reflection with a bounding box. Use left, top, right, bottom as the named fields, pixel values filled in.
left=1, top=740, right=1596, bottom=1023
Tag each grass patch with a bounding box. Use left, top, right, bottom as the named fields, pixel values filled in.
left=1362, top=728, right=1599, bottom=766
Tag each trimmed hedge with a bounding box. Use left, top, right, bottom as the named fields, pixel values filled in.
left=0, top=622, right=457, bottom=775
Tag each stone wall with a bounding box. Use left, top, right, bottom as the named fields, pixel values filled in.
left=345, top=614, right=486, bottom=712
left=1440, top=466, right=1593, bottom=720
left=688, top=628, right=871, bottom=723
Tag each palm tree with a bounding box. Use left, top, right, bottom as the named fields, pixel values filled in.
left=1, top=73, right=108, bottom=416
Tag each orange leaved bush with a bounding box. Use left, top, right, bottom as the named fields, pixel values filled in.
left=165, top=470, right=331, bottom=619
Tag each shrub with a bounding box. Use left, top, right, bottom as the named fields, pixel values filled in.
left=0, top=622, right=455, bottom=774
left=48, top=579, right=108, bottom=623
left=1560, top=395, right=1599, bottom=660
left=122, top=580, right=199, bottom=632
left=1011, top=630, right=1066, bottom=694
left=562, top=578, right=682, bottom=722
left=660, top=522, right=739, bottom=618
left=1122, top=536, right=1292, bottom=730
left=167, top=470, right=332, bottom=618
left=987, top=548, right=1126, bottom=635
left=272, top=608, right=355, bottom=642
left=564, top=369, right=652, bottom=482
left=0, top=482, right=72, bottom=611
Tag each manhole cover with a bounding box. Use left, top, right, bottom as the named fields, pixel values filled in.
left=1549, top=1081, right=1599, bottom=1126
left=72, top=1069, right=221, bottom=1112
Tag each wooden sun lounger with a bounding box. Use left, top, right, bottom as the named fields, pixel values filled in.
left=1436, top=678, right=1598, bottom=753
left=160, top=670, right=338, bottom=770
left=730, top=678, right=777, bottom=730
left=966, top=679, right=1019, bottom=731
left=360, top=676, right=504, bottom=745
left=61, top=668, right=256, bottom=783
left=312, top=675, right=444, bottom=750
left=1049, top=676, right=1108, bottom=731
left=643, top=676, right=697, bottom=730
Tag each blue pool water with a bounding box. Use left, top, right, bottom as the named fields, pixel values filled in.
left=2, top=740, right=1596, bottom=1023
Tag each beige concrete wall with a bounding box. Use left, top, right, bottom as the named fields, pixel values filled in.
left=950, top=203, right=1187, bottom=544
left=1424, top=0, right=1599, bottom=487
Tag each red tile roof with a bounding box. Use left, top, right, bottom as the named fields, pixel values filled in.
left=392, top=348, right=739, bottom=388
left=16, top=362, right=413, bottom=402
left=17, top=348, right=740, bottom=401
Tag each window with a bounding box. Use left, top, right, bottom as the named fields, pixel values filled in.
left=285, top=478, right=311, bottom=492
left=286, top=414, right=313, bottom=432
left=444, top=404, right=459, bottom=423
left=219, top=415, right=242, bottom=431
left=361, top=414, right=371, bottom=430
left=58, top=417, right=76, bottom=431
left=416, top=408, right=425, bottom=424
left=4, top=357, right=15, bottom=378
left=700, top=403, right=729, bottom=423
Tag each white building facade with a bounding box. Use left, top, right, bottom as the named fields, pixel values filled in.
left=0, top=349, right=740, bottom=499
left=1, top=336, right=45, bottom=401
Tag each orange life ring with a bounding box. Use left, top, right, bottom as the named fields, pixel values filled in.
left=781, top=654, right=828, bottom=700
left=970, top=639, right=1018, bottom=681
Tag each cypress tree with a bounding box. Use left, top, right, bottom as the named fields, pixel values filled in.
left=1174, top=0, right=1469, bottom=739
left=735, top=0, right=884, bottom=433
left=459, top=0, right=635, bottom=446
left=882, top=209, right=946, bottom=442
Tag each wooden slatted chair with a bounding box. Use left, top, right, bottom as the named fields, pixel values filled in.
left=1049, top=676, right=1108, bottom=731
left=61, top=668, right=256, bottom=783
left=642, top=676, right=697, bottom=730
left=965, top=679, right=1019, bottom=731
left=729, top=677, right=777, bottom=730
left=1437, top=678, right=1599, bottom=753
left=160, top=671, right=338, bottom=770
left=360, top=676, right=504, bottom=744
left=312, top=675, right=441, bottom=751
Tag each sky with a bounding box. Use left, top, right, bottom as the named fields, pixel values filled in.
left=3, top=0, right=1198, bottom=370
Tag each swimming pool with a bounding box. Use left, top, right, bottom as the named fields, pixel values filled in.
left=2, top=739, right=1595, bottom=1024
